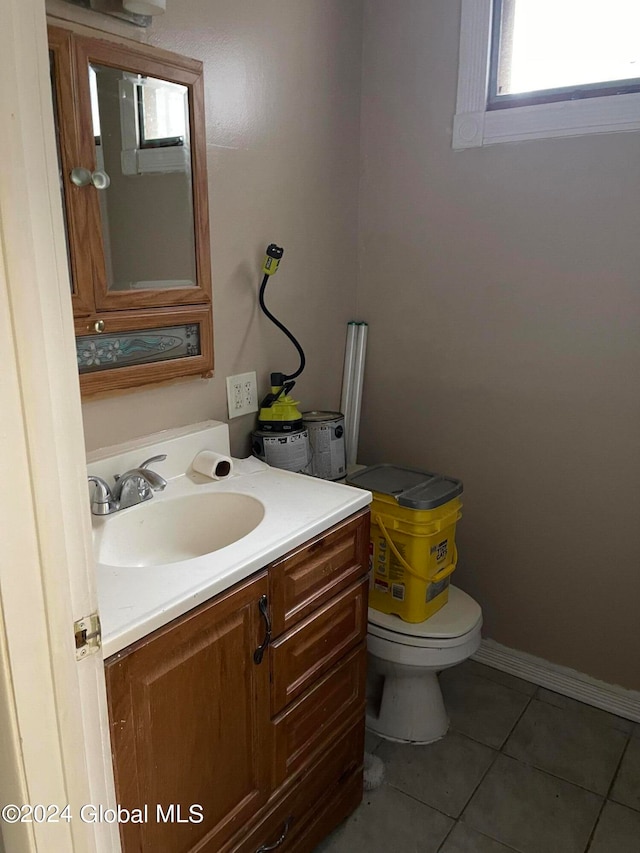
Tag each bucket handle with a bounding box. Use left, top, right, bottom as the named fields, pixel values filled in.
left=374, top=513, right=458, bottom=583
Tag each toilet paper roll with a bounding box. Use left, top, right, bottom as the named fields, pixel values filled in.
left=192, top=450, right=233, bottom=480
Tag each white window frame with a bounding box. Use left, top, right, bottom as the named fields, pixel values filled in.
left=453, top=0, right=640, bottom=149
left=119, top=75, right=189, bottom=175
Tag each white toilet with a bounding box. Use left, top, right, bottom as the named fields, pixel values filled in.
left=366, top=585, right=482, bottom=744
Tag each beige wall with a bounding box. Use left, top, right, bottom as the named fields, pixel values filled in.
left=358, top=0, right=640, bottom=690
left=81, top=0, right=363, bottom=456
left=77, top=0, right=640, bottom=690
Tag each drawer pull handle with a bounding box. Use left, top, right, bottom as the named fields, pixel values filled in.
left=256, top=817, right=292, bottom=852
left=253, top=594, right=271, bottom=664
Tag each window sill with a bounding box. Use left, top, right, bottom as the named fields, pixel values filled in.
left=454, top=91, right=640, bottom=149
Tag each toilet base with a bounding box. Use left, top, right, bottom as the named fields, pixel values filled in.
left=366, top=663, right=449, bottom=744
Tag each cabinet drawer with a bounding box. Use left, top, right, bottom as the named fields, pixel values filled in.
left=228, top=719, right=364, bottom=853
left=269, top=510, right=369, bottom=636
left=272, top=643, right=366, bottom=787
left=290, top=767, right=363, bottom=853
left=270, top=578, right=368, bottom=716
left=75, top=305, right=213, bottom=396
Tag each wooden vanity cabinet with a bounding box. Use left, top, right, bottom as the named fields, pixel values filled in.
left=104, top=508, right=370, bottom=853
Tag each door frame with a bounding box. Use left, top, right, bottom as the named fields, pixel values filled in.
left=0, top=1, right=118, bottom=851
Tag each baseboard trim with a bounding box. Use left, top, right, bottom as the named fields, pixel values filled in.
left=473, top=639, right=640, bottom=724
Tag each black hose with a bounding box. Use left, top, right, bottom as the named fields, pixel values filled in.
left=258, top=272, right=306, bottom=381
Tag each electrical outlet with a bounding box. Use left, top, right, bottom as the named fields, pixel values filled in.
left=226, top=371, right=258, bottom=419
left=243, top=378, right=256, bottom=409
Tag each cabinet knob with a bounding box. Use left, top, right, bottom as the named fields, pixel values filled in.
left=94, top=320, right=105, bottom=333
left=91, top=170, right=111, bottom=190
left=70, top=167, right=111, bottom=190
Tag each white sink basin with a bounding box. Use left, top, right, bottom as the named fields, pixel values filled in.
left=94, top=492, right=265, bottom=568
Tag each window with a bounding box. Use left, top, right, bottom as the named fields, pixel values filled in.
left=454, top=0, right=640, bottom=148
left=118, top=73, right=190, bottom=174
left=136, top=76, right=187, bottom=148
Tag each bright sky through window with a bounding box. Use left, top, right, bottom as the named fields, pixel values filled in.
left=507, top=0, right=640, bottom=94
left=140, top=76, right=187, bottom=143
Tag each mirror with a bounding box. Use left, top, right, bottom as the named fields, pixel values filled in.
left=88, top=64, right=197, bottom=293
left=47, top=26, right=214, bottom=395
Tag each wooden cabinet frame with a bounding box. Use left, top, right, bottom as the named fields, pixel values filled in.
left=48, top=23, right=214, bottom=396
left=74, top=305, right=213, bottom=395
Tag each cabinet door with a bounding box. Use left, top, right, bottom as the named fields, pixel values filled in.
left=48, top=26, right=95, bottom=316
left=105, top=573, right=272, bottom=853
left=72, top=35, right=212, bottom=313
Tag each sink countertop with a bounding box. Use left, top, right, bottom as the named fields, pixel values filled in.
left=96, top=459, right=371, bottom=659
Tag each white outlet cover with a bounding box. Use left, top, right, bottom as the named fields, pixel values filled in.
left=226, top=371, right=258, bottom=419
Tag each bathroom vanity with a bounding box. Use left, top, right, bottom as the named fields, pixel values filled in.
left=89, top=422, right=371, bottom=853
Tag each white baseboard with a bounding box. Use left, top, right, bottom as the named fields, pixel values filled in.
left=473, top=639, right=640, bottom=724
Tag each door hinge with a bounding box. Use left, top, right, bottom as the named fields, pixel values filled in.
left=74, top=613, right=102, bottom=660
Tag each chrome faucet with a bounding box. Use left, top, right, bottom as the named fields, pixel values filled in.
left=88, top=455, right=167, bottom=515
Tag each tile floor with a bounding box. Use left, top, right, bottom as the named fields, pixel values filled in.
left=315, top=661, right=640, bottom=853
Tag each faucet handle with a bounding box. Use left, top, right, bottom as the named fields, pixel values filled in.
left=140, top=454, right=167, bottom=469
left=138, top=454, right=167, bottom=492
left=87, top=475, right=115, bottom=515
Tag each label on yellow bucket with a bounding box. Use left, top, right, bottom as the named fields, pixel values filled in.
left=426, top=575, right=450, bottom=602
left=367, top=493, right=462, bottom=622
left=431, top=539, right=449, bottom=563
left=375, top=535, right=412, bottom=583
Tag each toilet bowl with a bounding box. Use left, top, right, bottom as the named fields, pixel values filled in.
left=366, top=586, right=482, bottom=744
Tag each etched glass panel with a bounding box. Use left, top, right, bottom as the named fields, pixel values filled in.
left=76, top=324, right=200, bottom=373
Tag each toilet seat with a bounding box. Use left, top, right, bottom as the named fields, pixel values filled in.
left=368, top=586, right=482, bottom=649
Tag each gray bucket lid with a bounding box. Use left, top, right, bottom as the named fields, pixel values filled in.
left=347, top=464, right=462, bottom=509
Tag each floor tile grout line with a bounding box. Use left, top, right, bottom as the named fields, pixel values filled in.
left=583, top=735, right=629, bottom=853
left=435, top=817, right=458, bottom=852
left=468, top=661, right=539, bottom=698
left=383, top=779, right=460, bottom=819
left=531, top=685, right=634, bottom=734
left=498, top=692, right=535, bottom=752
left=456, top=739, right=502, bottom=821
left=604, top=730, right=640, bottom=815
left=435, top=817, right=523, bottom=853
left=583, top=786, right=612, bottom=853
left=583, top=805, right=605, bottom=853
left=604, top=728, right=631, bottom=798
left=447, top=721, right=503, bottom=751
left=495, top=750, right=618, bottom=799
left=456, top=822, right=524, bottom=853
left=496, top=694, right=632, bottom=798
left=381, top=731, right=501, bottom=821
left=445, top=690, right=534, bottom=752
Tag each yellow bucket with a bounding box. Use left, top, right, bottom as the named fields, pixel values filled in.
left=348, top=465, right=463, bottom=623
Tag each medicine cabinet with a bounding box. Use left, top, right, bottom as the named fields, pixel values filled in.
left=48, top=25, right=213, bottom=395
